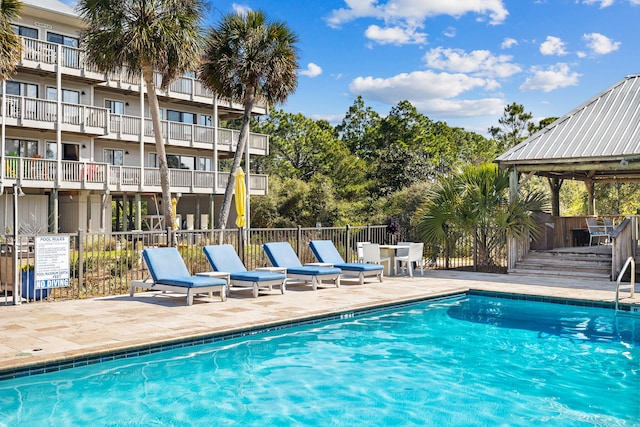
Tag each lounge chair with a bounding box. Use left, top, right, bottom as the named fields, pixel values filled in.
left=131, top=247, right=228, bottom=306
left=263, top=242, right=341, bottom=290
left=309, top=240, right=384, bottom=285
left=203, top=244, right=286, bottom=298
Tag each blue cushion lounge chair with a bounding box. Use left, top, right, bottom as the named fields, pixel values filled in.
left=309, top=240, right=384, bottom=285
left=131, top=247, right=228, bottom=306
left=263, top=242, right=341, bottom=290
left=203, top=245, right=287, bottom=298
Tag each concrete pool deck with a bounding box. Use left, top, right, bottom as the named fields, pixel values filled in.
left=0, top=270, right=638, bottom=377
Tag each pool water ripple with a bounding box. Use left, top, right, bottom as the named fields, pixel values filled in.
left=0, top=295, right=638, bottom=426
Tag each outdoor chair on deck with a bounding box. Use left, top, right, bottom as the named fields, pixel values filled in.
left=356, top=241, right=370, bottom=262
left=203, top=244, right=286, bottom=298
left=309, top=240, right=384, bottom=285
left=394, top=242, right=424, bottom=277
left=263, top=242, right=341, bottom=290
left=131, top=247, right=228, bottom=306
left=361, top=243, right=391, bottom=273
left=585, top=218, right=611, bottom=246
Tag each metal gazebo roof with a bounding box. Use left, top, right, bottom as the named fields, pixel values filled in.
left=495, top=74, right=640, bottom=183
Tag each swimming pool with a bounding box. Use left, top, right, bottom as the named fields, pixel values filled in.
left=0, top=295, right=638, bottom=426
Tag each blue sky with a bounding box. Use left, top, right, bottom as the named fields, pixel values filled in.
left=207, top=0, right=639, bottom=135
left=60, top=0, right=639, bottom=136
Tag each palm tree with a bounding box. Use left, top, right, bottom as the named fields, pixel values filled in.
left=0, top=0, right=22, bottom=80
left=414, top=163, right=548, bottom=269
left=77, top=0, right=204, bottom=232
left=199, top=10, right=298, bottom=229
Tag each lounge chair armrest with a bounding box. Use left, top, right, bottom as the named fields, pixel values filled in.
left=196, top=271, right=231, bottom=283
left=305, top=262, right=334, bottom=267
left=256, top=267, right=287, bottom=274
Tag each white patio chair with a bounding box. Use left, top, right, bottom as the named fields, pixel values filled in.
left=356, top=241, right=370, bottom=262
left=361, top=243, right=391, bottom=273
left=394, top=242, right=424, bottom=277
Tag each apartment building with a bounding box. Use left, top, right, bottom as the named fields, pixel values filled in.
left=1, top=0, right=268, bottom=235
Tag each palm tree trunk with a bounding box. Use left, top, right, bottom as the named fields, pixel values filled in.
left=217, top=84, right=255, bottom=230
left=142, top=64, right=174, bottom=236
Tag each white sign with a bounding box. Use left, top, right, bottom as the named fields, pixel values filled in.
left=34, top=235, right=70, bottom=289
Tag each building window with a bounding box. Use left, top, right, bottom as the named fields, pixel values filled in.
left=167, top=109, right=197, bottom=124
left=199, top=157, right=212, bottom=171
left=46, top=142, right=57, bottom=160
left=104, top=100, right=125, bottom=115
left=104, top=149, right=124, bottom=166
left=46, top=32, right=79, bottom=48
left=62, top=143, right=79, bottom=161
left=11, top=25, right=38, bottom=39
left=6, top=81, right=38, bottom=97
left=46, top=87, right=80, bottom=104
left=5, top=139, right=38, bottom=157
left=200, top=115, right=212, bottom=127
left=149, top=153, right=195, bottom=170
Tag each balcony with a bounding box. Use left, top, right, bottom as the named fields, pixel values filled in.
left=3, top=95, right=109, bottom=135
left=16, top=36, right=267, bottom=113
left=1, top=96, right=269, bottom=154
left=108, top=114, right=269, bottom=154
left=3, top=157, right=268, bottom=195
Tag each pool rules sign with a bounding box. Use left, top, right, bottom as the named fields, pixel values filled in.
left=35, top=235, right=70, bottom=289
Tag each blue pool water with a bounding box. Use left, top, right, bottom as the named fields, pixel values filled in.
left=0, top=295, right=638, bottom=426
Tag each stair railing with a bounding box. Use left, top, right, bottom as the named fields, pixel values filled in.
left=615, top=256, right=635, bottom=312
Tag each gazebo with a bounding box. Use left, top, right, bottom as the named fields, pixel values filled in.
left=495, top=74, right=640, bottom=280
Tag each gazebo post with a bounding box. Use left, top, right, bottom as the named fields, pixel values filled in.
left=549, top=177, right=562, bottom=217
left=507, top=167, right=519, bottom=270
left=585, top=181, right=595, bottom=215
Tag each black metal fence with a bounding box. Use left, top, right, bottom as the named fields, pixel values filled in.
left=0, top=224, right=507, bottom=305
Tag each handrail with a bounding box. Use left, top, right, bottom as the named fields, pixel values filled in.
left=615, top=256, right=635, bottom=312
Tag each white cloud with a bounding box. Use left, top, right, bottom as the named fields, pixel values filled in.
left=326, top=0, right=510, bottom=37
left=326, top=0, right=510, bottom=46
left=582, top=0, right=614, bottom=7
left=412, top=98, right=505, bottom=118
left=540, top=36, right=568, bottom=56
left=424, top=47, right=521, bottom=78
left=349, top=70, right=504, bottom=117
left=231, top=3, right=251, bottom=15
left=501, top=37, right=518, bottom=49
left=519, top=63, right=580, bottom=92
left=443, top=26, right=456, bottom=38
left=582, top=32, right=621, bottom=55
left=300, top=63, right=323, bottom=78
left=309, top=113, right=345, bottom=124
left=364, top=24, right=427, bottom=45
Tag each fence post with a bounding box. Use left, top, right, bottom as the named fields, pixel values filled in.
left=366, top=224, right=371, bottom=243
left=78, top=229, right=84, bottom=290
left=166, top=227, right=172, bottom=247
left=238, top=227, right=245, bottom=263
left=296, top=225, right=302, bottom=256
left=473, top=229, right=478, bottom=272
left=346, top=224, right=351, bottom=261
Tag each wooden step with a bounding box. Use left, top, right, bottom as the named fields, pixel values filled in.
left=509, top=268, right=611, bottom=281
left=516, top=259, right=611, bottom=270
left=514, top=248, right=613, bottom=281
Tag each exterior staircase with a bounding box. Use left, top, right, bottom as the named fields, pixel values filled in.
left=511, top=249, right=612, bottom=281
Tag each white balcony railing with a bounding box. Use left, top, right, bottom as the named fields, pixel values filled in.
left=17, top=36, right=267, bottom=110
left=0, top=96, right=267, bottom=150
left=3, top=95, right=109, bottom=133
left=2, top=157, right=267, bottom=194
left=108, top=113, right=268, bottom=151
